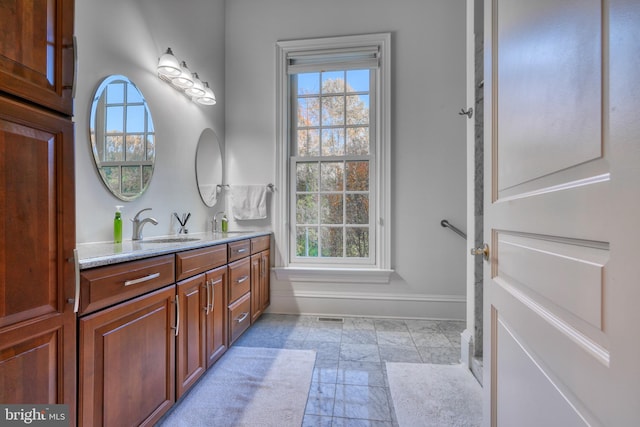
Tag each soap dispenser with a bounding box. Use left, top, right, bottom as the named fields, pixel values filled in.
left=221, top=214, right=228, bottom=233
left=114, top=206, right=123, bottom=243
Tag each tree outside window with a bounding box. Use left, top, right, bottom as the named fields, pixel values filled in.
left=293, top=70, right=372, bottom=260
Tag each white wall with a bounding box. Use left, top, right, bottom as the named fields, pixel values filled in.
left=75, top=0, right=226, bottom=243
left=74, top=0, right=467, bottom=320
left=225, top=0, right=468, bottom=319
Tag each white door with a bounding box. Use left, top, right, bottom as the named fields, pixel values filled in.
left=482, top=0, right=640, bottom=425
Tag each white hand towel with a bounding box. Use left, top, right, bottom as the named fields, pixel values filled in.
left=231, top=185, right=267, bottom=220
left=199, top=184, right=219, bottom=206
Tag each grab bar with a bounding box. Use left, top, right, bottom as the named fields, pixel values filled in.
left=440, top=219, right=467, bottom=240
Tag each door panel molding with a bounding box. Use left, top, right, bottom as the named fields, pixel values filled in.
left=496, top=232, right=607, bottom=330
left=492, top=310, right=597, bottom=427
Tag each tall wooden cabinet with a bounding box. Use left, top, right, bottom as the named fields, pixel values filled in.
left=0, top=0, right=76, bottom=423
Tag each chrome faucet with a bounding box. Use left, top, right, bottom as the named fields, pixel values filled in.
left=131, top=208, right=158, bottom=240
left=213, top=211, right=225, bottom=233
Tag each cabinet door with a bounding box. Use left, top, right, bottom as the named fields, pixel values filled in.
left=260, top=250, right=271, bottom=313
left=0, top=317, right=75, bottom=412
left=205, top=266, right=228, bottom=368
left=250, top=254, right=262, bottom=324
left=79, top=286, right=176, bottom=427
left=0, top=0, right=75, bottom=115
left=0, top=96, right=76, bottom=421
left=251, top=250, right=270, bottom=324
left=176, top=274, right=206, bottom=399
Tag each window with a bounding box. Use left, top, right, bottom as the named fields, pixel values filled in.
left=292, top=68, right=374, bottom=264
left=276, top=34, right=391, bottom=277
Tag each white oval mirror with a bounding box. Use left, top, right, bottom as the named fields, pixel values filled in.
left=195, top=128, right=223, bottom=207
left=89, top=75, right=155, bottom=201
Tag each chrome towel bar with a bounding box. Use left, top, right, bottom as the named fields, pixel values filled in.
left=440, top=219, right=467, bottom=240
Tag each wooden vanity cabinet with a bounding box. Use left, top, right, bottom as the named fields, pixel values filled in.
left=78, top=256, right=176, bottom=427
left=75, top=235, right=269, bottom=422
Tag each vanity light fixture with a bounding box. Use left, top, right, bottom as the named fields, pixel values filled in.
left=157, top=48, right=181, bottom=77
left=157, top=47, right=216, bottom=106
left=172, top=61, right=194, bottom=89
left=185, top=73, right=206, bottom=97
left=196, top=82, right=216, bottom=105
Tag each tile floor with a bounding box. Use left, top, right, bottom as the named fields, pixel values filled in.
left=234, top=314, right=465, bottom=427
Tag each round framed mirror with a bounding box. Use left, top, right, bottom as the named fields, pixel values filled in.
left=90, top=75, right=155, bottom=201
left=195, top=128, right=223, bottom=207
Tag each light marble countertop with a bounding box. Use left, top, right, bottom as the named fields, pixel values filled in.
left=76, top=231, right=271, bottom=270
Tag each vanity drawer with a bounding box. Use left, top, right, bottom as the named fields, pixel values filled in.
left=228, top=239, right=251, bottom=262
left=229, top=292, right=251, bottom=345
left=228, top=257, right=251, bottom=303
left=79, top=255, right=175, bottom=315
left=251, top=235, right=270, bottom=254
left=176, top=244, right=227, bottom=281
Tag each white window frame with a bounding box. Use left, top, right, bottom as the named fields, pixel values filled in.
left=274, top=33, right=392, bottom=282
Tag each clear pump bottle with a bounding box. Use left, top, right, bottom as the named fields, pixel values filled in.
left=114, top=206, right=123, bottom=243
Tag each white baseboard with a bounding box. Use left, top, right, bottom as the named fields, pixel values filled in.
left=460, top=328, right=474, bottom=368
left=267, top=289, right=466, bottom=320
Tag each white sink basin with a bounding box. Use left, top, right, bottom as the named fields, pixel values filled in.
left=214, top=231, right=254, bottom=234
left=140, top=237, right=201, bottom=243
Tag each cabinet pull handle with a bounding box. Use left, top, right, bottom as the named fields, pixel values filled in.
left=70, top=248, right=80, bottom=313
left=210, top=278, right=222, bottom=308
left=204, top=280, right=210, bottom=314
left=236, top=248, right=247, bottom=254
left=72, top=36, right=78, bottom=98
left=211, top=280, right=222, bottom=311
left=235, top=312, right=249, bottom=323
left=236, top=275, right=248, bottom=284
left=173, top=295, right=180, bottom=336
left=124, top=272, right=160, bottom=287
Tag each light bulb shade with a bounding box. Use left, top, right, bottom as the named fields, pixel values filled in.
left=185, top=73, right=206, bottom=97
left=172, top=61, right=194, bottom=89
left=196, top=82, right=216, bottom=105
left=157, top=48, right=181, bottom=77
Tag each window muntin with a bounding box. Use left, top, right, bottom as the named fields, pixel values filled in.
left=291, top=69, right=374, bottom=264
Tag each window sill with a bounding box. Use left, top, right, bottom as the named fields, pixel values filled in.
left=273, top=267, right=394, bottom=284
